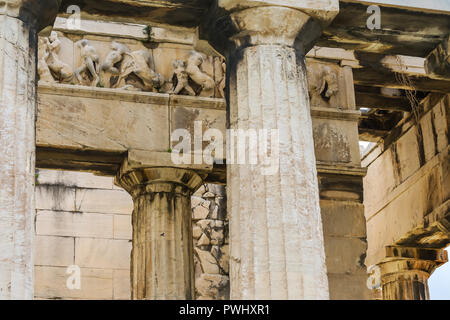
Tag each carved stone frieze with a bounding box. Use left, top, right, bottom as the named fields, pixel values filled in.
left=102, top=41, right=166, bottom=92
left=38, top=32, right=225, bottom=98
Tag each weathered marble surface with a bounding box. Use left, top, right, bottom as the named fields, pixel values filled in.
left=0, top=0, right=60, bottom=300
left=209, top=4, right=335, bottom=299
left=0, top=13, right=36, bottom=301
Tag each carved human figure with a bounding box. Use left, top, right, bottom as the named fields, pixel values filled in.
left=37, top=37, right=56, bottom=84
left=186, top=51, right=215, bottom=97
left=102, top=41, right=165, bottom=92
left=171, top=60, right=195, bottom=96
left=45, top=31, right=74, bottom=83
left=101, top=41, right=129, bottom=75
left=75, top=39, right=100, bottom=87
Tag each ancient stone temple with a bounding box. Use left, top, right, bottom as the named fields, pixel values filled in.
left=0, top=0, right=448, bottom=300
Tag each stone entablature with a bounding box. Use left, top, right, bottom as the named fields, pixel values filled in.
left=37, top=18, right=364, bottom=105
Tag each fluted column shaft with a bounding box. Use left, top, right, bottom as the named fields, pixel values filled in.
left=223, top=7, right=330, bottom=299
left=0, top=0, right=60, bottom=299
left=116, top=167, right=203, bottom=299
left=381, top=266, right=431, bottom=300
left=379, top=246, right=448, bottom=300
left=0, top=13, right=36, bottom=301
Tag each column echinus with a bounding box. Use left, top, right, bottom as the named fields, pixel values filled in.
left=202, top=1, right=339, bottom=299
left=115, top=152, right=207, bottom=300
left=379, top=246, right=448, bottom=300
left=0, top=0, right=60, bottom=299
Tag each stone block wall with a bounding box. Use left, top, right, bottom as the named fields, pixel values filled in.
left=192, top=185, right=229, bottom=300
left=34, top=169, right=133, bottom=300
left=33, top=169, right=229, bottom=300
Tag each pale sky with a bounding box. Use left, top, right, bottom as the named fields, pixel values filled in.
left=356, top=0, right=450, bottom=12
left=429, top=248, right=450, bottom=300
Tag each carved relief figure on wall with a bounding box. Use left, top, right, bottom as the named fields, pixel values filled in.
left=46, top=32, right=74, bottom=83
left=75, top=39, right=101, bottom=87
left=185, top=51, right=216, bottom=98
left=171, top=60, right=196, bottom=95
left=102, top=41, right=166, bottom=92
left=37, top=34, right=225, bottom=98
left=37, top=38, right=56, bottom=84
left=37, top=32, right=74, bottom=84
left=308, top=64, right=339, bottom=108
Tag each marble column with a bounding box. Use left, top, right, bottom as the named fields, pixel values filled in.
left=204, top=2, right=339, bottom=299
left=116, top=166, right=204, bottom=299
left=0, top=0, right=60, bottom=299
left=379, top=246, right=448, bottom=300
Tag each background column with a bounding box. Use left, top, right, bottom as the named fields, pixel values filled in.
left=116, top=166, right=204, bottom=299
left=379, top=246, right=448, bottom=300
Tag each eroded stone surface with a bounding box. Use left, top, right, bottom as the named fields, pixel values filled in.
left=221, top=6, right=330, bottom=299
left=192, top=184, right=229, bottom=300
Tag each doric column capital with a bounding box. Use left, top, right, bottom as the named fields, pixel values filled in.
left=0, top=0, right=61, bottom=31
left=116, top=166, right=204, bottom=199
left=378, top=246, right=448, bottom=300
left=202, top=0, right=339, bottom=54
left=114, top=151, right=207, bottom=198
left=379, top=246, right=448, bottom=277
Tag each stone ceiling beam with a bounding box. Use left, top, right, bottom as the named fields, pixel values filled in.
left=308, top=47, right=450, bottom=93
left=318, top=1, right=450, bottom=57
left=58, top=0, right=211, bottom=28
left=351, top=52, right=450, bottom=93
left=355, top=90, right=412, bottom=112
left=56, top=1, right=450, bottom=58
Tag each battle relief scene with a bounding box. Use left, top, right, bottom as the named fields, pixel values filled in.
left=38, top=31, right=225, bottom=98
left=0, top=0, right=449, bottom=306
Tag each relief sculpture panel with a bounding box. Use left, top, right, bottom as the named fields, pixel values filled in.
left=37, top=29, right=226, bottom=99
